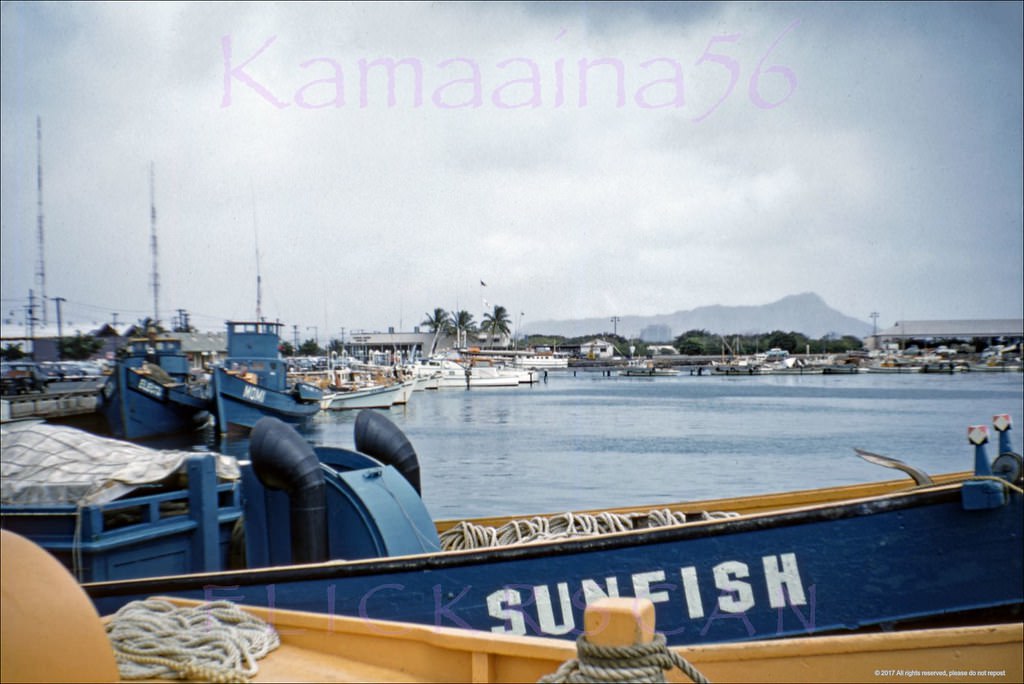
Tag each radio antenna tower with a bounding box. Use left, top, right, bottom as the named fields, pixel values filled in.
left=35, top=117, right=48, bottom=327
left=150, top=162, right=160, bottom=326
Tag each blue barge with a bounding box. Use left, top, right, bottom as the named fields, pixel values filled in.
left=211, top=321, right=322, bottom=432
left=100, top=335, right=212, bottom=440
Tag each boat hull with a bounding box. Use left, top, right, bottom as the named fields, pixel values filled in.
left=321, top=383, right=404, bottom=410
left=212, top=367, right=320, bottom=431
left=86, top=483, right=1023, bottom=647
left=100, top=365, right=211, bottom=440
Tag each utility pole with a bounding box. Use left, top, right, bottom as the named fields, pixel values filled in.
left=26, top=290, right=37, bottom=360
left=611, top=316, right=620, bottom=337
left=52, top=296, right=65, bottom=359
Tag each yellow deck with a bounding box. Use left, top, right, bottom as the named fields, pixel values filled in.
left=3, top=528, right=1020, bottom=683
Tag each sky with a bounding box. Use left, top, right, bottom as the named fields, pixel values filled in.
left=2, top=1, right=1022, bottom=342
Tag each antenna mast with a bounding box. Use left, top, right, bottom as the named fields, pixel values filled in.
left=149, top=162, right=159, bottom=325
left=35, top=117, right=48, bottom=327
left=252, top=185, right=262, bottom=321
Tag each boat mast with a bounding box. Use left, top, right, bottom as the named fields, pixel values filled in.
left=149, top=162, right=159, bottom=326
left=252, top=185, right=262, bottom=322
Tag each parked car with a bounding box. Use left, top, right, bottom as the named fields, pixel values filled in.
left=1, top=361, right=49, bottom=395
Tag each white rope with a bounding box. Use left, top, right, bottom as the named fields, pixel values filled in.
left=106, top=599, right=279, bottom=682
left=440, top=508, right=737, bottom=551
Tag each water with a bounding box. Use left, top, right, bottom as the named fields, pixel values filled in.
left=186, top=371, right=1022, bottom=519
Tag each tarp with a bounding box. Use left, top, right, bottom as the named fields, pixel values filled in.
left=1, top=421, right=239, bottom=506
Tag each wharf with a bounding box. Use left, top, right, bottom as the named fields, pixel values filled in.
left=1, top=387, right=100, bottom=423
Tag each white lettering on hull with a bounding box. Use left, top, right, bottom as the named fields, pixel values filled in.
left=137, top=377, right=165, bottom=400
left=486, top=553, right=807, bottom=636
left=242, top=384, right=266, bottom=404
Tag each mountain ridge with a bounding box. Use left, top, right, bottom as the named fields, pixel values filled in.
left=525, top=293, right=873, bottom=340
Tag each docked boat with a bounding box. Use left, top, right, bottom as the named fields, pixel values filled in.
left=211, top=321, right=322, bottom=432
left=318, top=360, right=413, bottom=410
left=4, top=531, right=1021, bottom=684
left=428, top=356, right=521, bottom=389
left=619, top=360, right=680, bottom=377
left=21, top=410, right=1012, bottom=649
left=320, top=382, right=406, bottom=410
left=99, top=334, right=212, bottom=439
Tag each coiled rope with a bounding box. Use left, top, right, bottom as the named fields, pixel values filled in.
left=538, top=632, right=709, bottom=683
left=440, top=508, right=737, bottom=551
left=105, top=599, right=279, bottom=682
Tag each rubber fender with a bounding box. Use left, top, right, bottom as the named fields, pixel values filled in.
left=353, top=410, right=422, bottom=494
left=249, top=417, right=327, bottom=564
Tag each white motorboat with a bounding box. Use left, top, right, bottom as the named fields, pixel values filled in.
left=320, top=383, right=404, bottom=410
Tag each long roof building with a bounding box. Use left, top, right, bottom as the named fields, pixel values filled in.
left=865, top=319, right=1023, bottom=350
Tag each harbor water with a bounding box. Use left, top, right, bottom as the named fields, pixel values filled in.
left=192, top=371, right=1023, bottom=520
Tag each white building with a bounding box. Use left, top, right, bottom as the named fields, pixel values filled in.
left=579, top=338, right=617, bottom=359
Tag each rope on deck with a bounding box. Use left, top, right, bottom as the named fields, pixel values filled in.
left=105, top=599, right=279, bottom=682
left=538, top=632, right=710, bottom=683
left=440, top=508, right=737, bottom=551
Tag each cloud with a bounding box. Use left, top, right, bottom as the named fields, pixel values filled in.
left=2, top=1, right=1021, bottom=339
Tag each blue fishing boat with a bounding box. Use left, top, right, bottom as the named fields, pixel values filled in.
left=100, top=334, right=212, bottom=439
left=69, top=412, right=1022, bottom=648
left=211, top=321, right=322, bottom=432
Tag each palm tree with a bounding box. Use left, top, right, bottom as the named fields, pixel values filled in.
left=450, top=310, right=476, bottom=348
left=482, top=305, right=512, bottom=348
left=420, top=308, right=451, bottom=356
left=421, top=308, right=450, bottom=333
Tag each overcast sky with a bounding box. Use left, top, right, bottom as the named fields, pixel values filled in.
left=2, top=1, right=1021, bottom=341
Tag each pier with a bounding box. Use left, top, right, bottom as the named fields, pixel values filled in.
left=1, top=387, right=101, bottom=422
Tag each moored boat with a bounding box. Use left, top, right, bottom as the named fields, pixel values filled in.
left=620, top=360, right=680, bottom=377
left=70, top=412, right=1024, bottom=648
left=99, top=334, right=212, bottom=439
left=211, top=321, right=322, bottom=432
left=320, top=382, right=405, bottom=410
left=3, top=529, right=1021, bottom=684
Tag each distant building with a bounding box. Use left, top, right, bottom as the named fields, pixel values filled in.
left=345, top=328, right=453, bottom=364
left=579, top=338, right=617, bottom=359
left=168, top=331, right=227, bottom=369
left=865, top=319, right=1023, bottom=351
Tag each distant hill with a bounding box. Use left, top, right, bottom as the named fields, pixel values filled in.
left=525, top=293, right=873, bottom=340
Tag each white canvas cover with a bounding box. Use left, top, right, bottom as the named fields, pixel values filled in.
left=1, top=421, right=239, bottom=506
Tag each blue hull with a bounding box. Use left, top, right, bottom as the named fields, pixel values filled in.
left=212, top=368, right=320, bottom=432
left=101, top=365, right=211, bottom=440
left=86, top=484, right=1022, bottom=646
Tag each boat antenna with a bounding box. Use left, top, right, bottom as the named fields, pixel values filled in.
left=35, top=116, right=48, bottom=327
left=149, top=161, right=159, bottom=326
left=252, top=183, right=262, bottom=321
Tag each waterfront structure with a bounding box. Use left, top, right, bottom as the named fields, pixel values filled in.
left=865, top=319, right=1023, bottom=351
